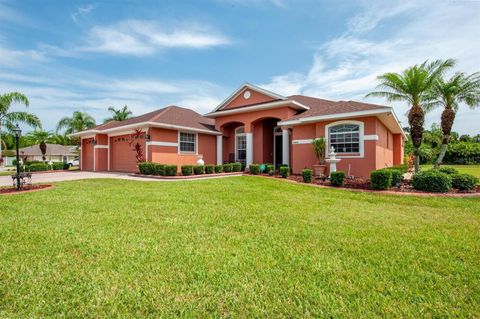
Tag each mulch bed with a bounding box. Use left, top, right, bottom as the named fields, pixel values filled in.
left=0, top=184, right=54, bottom=195
left=132, top=172, right=243, bottom=180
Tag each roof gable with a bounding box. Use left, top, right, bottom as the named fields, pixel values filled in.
left=212, top=83, right=287, bottom=112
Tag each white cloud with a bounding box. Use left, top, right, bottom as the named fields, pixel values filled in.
left=81, top=20, right=231, bottom=56
left=71, top=4, right=95, bottom=25
left=261, top=0, right=480, bottom=134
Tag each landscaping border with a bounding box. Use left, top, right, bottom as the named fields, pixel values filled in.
left=131, top=172, right=244, bottom=180
left=0, top=184, right=54, bottom=196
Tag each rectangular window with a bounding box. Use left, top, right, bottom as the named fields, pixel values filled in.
left=236, top=135, right=246, bottom=162
left=329, top=124, right=360, bottom=153
left=179, top=132, right=196, bottom=153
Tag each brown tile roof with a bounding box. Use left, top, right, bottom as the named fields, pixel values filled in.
left=286, top=95, right=389, bottom=121
left=18, top=144, right=77, bottom=156
left=88, top=106, right=217, bottom=133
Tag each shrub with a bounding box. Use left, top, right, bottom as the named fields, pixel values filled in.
left=52, top=162, right=64, bottom=170
left=223, top=163, right=233, bottom=173
left=165, top=165, right=177, bottom=176
left=389, top=169, right=403, bottom=187
left=451, top=173, right=478, bottom=191
left=267, top=164, right=275, bottom=176
left=28, top=163, right=49, bottom=172
left=330, top=171, right=345, bottom=187
left=412, top=171, right=452, bottom=193
left=279, top=166, right=289, bottom=178
left=181, top=165, right=193, bottom=176
left=193, top=165, right=205, bottom=175
left=302, top=169, right=313, bottom=183
left=249, top=164, right=260, bottom=175
left=232, top=162, right=242, bottom=172
left=63, top=163, right=70, bottom=170
left=438, top=167, right=459, bottom=175
left=215, top=165, right=222, bottom=173
left=153, top=164, right=165, bottom=176
left=384, top=164, right=408, bottom=174
left=370, top=169, right=392, bottom=190
left=138, top=162, right=155, bottom=175
left=205, top=165, right=215, bottom=174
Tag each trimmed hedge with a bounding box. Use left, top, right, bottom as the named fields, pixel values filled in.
left=181, top=165, right=193, bottom=176
left=412, top=170, right=452, bottom=192
left=451, top=173, right=478, bottom=191
left=384, top=164, right=408, bottom=174
left=280, top=166, right=289, bottom=178
left=330, top=171, right=345, bottom=187
left=223, top=163, right=233, bottom=173
left=205, top=165, right=215, bottom=174
left=249, top=164, right=260, bottom=175
left=215, top=165, right=222, bottom=173
left=139, top=162, right=166, bottom=175
left=267, top=164, right=275, bottom=176
left=370, top=169, right=392, bottom=190
left=232, top=162, right=242, bottom=172
left=438, top=167, right=459, bottom=175
left=154, top=164, right=165, bottom=176
left=52, top=162, right=65, bottom=170
left=193, top=165, right=205, bottom=175
left=165, top=165, right=177, bottom=176
left=302, top=169, right=313, bottom=183
left=28, top=163, right=49, bottom=172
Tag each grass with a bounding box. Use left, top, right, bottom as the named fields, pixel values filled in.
left=1, top=176, right=479, bottom=318
left=421, top=164, right=480, bottom=179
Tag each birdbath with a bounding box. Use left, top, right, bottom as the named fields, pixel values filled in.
left=196, top=155, right=205, bottom=166
left=325, top=146, right=341, bottom=175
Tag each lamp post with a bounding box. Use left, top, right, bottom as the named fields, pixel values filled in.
left=13, top=124, right=22, bottom=190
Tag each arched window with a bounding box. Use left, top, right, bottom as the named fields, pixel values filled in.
left=329, top=124, right=360, bottom=153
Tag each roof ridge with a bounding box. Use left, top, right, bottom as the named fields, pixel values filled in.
left=149, top=106, right=172, bottom=122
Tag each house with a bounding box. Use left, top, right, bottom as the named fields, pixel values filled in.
left=17, top=144, right=77, bottom=162
left=70, top=83, right=405, bottom=177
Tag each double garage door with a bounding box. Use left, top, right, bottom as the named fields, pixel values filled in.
left=109, top=135, right=144, bottom=172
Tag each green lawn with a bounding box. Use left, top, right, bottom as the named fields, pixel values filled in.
left=421, top=164, right=480, bottom=178
left=1, top=177, right=479, bottom=318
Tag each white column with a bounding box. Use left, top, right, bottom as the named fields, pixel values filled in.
left=246, top=132, right=253, bottom=166
left=216, top=135, right=223, bottom=165
left=282, top=128, right=290, bottom=166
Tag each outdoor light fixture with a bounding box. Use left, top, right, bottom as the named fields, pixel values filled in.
left=13, top=124, right=22, bottom=190
left=145, top=134, right=151, bottom=141
left=93, top=140, right=97, bottom=145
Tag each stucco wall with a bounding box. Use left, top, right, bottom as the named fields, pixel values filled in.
left=375, top=120, right=394, bottom=169
left=223, top=88, right=276, bottom=110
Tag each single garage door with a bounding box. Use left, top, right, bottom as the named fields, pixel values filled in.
left=82, top=138, right=94, bottom=171
left=110, top=135, right=143, bottom=172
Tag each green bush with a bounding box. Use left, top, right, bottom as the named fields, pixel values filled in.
left=153, top=164, right=165, bottom=176
left=215, top=165, right=222, bottom=173
left=330, top=171, right=345, bottom=187
left=165, top=165, right=177, bottom=176
left=438, top=167, right=459, bottom=175
left=390, top=169, right=403, bottom=186
left=302, top=169, right=313, bottom=183
left=223, top=163, right=233, bottom=173
left=52, top=162, right=64, bottom=170
left=249, top=164, right=260, bottom=175
left=451, top=173, right=478, bottom=191
left=28, top=163, right=49, bottom=172
left=412, top=171, right=452, bottom=193
left=63, top=163, right=70, bottom=170
left=181, top=165, right=193, bottom=176
left=232, top=162, right=242, bottom=172
left=267, top=164, right=275, bottom=176
left=193, top=165, right=205, bottom=175
left=138, top=162, right=155, bottom=175
left=370, top=169, right=392, bottom=190
left=384, top=164, right=408, bottom=174
left=205, top=165, right=215, bottom=174
left=279, top=166, right=289, bottom=178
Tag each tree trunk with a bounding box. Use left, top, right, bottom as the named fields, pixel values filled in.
left=408, top=105, right=424, bottom=173
left=414, top=147, right=420, bottom=173
left=40, top=141, right=47, bottom=162
left=434, top=107, right=455, bottom=169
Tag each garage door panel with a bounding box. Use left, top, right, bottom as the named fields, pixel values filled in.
left=110, top=135, right=144, bottom=172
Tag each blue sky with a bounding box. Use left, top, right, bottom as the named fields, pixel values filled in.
left=1, top=0, right=479, bottom=134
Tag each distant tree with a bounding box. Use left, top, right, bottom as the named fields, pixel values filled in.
left=25, top=130, right=53, bottom=161
left=426, top=72, right=480, bottom=168
left=104, top=105, right=132, bottom=123
left=56, top=111, right=96, bottom=135
left=50, top=133, right=72, bottom=145
left=366, top=59, right=455, bottom=172
left=459, top=134, right=473, bottom=142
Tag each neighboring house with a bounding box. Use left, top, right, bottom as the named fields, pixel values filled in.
left=71, top=83, right=405, bottom=177
left=16, top=144, right=77, bottom=162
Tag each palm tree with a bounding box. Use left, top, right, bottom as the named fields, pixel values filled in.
left=56, top=111, right=96, bottom=135
left=0, top=92, right=41, bottom=165
left=366, top=59, right=455, bottom=172
left=25, top=130, right=53, bottom=161
left=104, top=105, right=132, bottom=123
left=426, top=72, right=480, bottom=168
left=50, top=133, right=72, bottom=146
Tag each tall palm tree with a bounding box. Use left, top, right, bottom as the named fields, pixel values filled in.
left=104, top=105, right=132, bottom=123
left=25, top=130, right=53, bottom=161
left=366, top=59, right=455, bottom=172
left=56, top=111, right=96, bottom=135
left=426, top=72, right=480, bottom=168
left=0, top=92, right=41, bottom=165
left=50, top=133, right=72, bottom=146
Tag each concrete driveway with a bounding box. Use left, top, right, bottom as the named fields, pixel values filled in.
left=0, top=171, right=239, bottom=187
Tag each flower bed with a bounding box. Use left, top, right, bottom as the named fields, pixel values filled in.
left=0, top=184, right=53, bottom=195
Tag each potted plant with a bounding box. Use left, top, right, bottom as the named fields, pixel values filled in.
left=312, top=137, right=326, bottom=177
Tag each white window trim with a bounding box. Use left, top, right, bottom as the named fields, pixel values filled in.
left=178, top=131, right=198, bottom=155
left=325, top=120, right=365, bottom=158
left=235, top=126, right=246, bottom=162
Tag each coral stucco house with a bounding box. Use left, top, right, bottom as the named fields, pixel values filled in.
left=71, top=83, right=405, bottom=177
